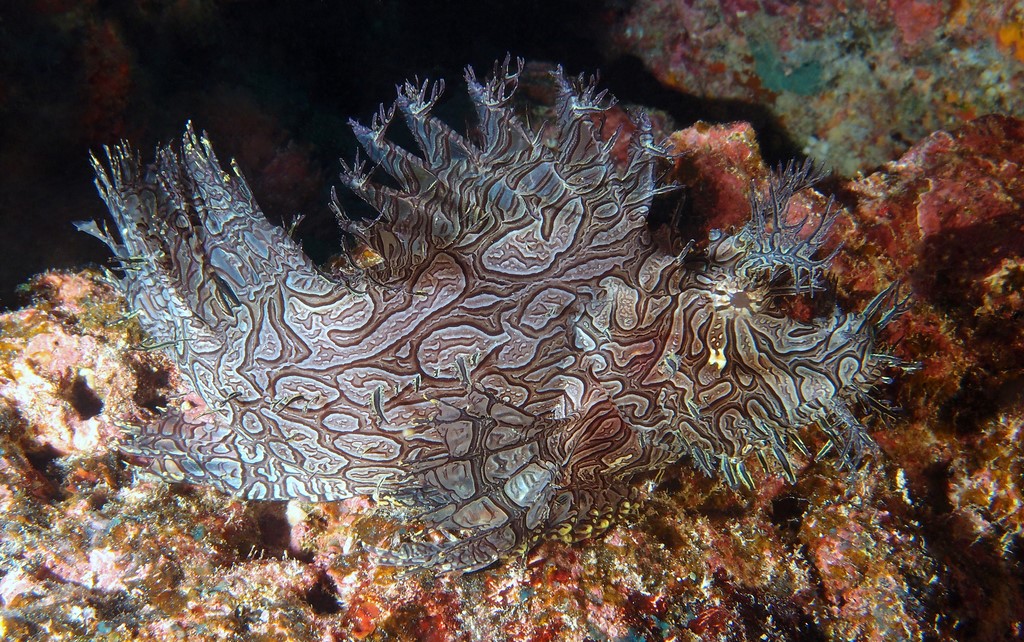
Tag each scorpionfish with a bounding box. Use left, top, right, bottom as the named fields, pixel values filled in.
left=80, top=58, right=905, bottom=573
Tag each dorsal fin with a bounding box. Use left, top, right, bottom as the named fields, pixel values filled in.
left=335, top=59, right=672, bottom=285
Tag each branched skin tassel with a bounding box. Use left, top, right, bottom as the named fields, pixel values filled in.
left=80, top=59, right=905, bottom=573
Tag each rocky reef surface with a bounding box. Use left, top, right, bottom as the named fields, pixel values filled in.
left=610, top=0, right=1024, bottom=175
left=1, top=115, right=1022, bottom=641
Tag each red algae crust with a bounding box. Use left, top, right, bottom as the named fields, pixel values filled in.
left=1, top=117, right=1022, bottom=640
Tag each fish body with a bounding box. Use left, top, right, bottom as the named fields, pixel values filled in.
left=82, top=59, right=901, bottom=572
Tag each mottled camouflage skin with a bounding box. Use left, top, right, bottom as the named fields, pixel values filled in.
left=82, top=60, right=901, bottom=572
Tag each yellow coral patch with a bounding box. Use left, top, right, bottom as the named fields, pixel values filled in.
left=997, top=23, right=1024, bottom=62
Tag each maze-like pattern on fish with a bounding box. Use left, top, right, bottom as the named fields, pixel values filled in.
left=81, top=58, right=904, bottom=572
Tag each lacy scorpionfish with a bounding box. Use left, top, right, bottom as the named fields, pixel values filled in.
left=81, top=60, right=903, bottom=572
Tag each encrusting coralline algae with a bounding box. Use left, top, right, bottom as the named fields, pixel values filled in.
left=78, top=58, right=907, bottom=573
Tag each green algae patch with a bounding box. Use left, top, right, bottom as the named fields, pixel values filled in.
left=751, top=41, right=824, bottom=96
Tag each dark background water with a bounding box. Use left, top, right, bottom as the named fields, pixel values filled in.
left=0, top=0, right=792, bottom=310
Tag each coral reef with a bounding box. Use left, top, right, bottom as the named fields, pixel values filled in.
left=1, top=98, right=1022, bottom=641
left=610, top=0, right=1024, bottom=175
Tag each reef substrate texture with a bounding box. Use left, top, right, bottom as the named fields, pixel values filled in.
left=1, top=107, right=1023, bottom=641
left=611, top=0, right=1024, bottom=175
